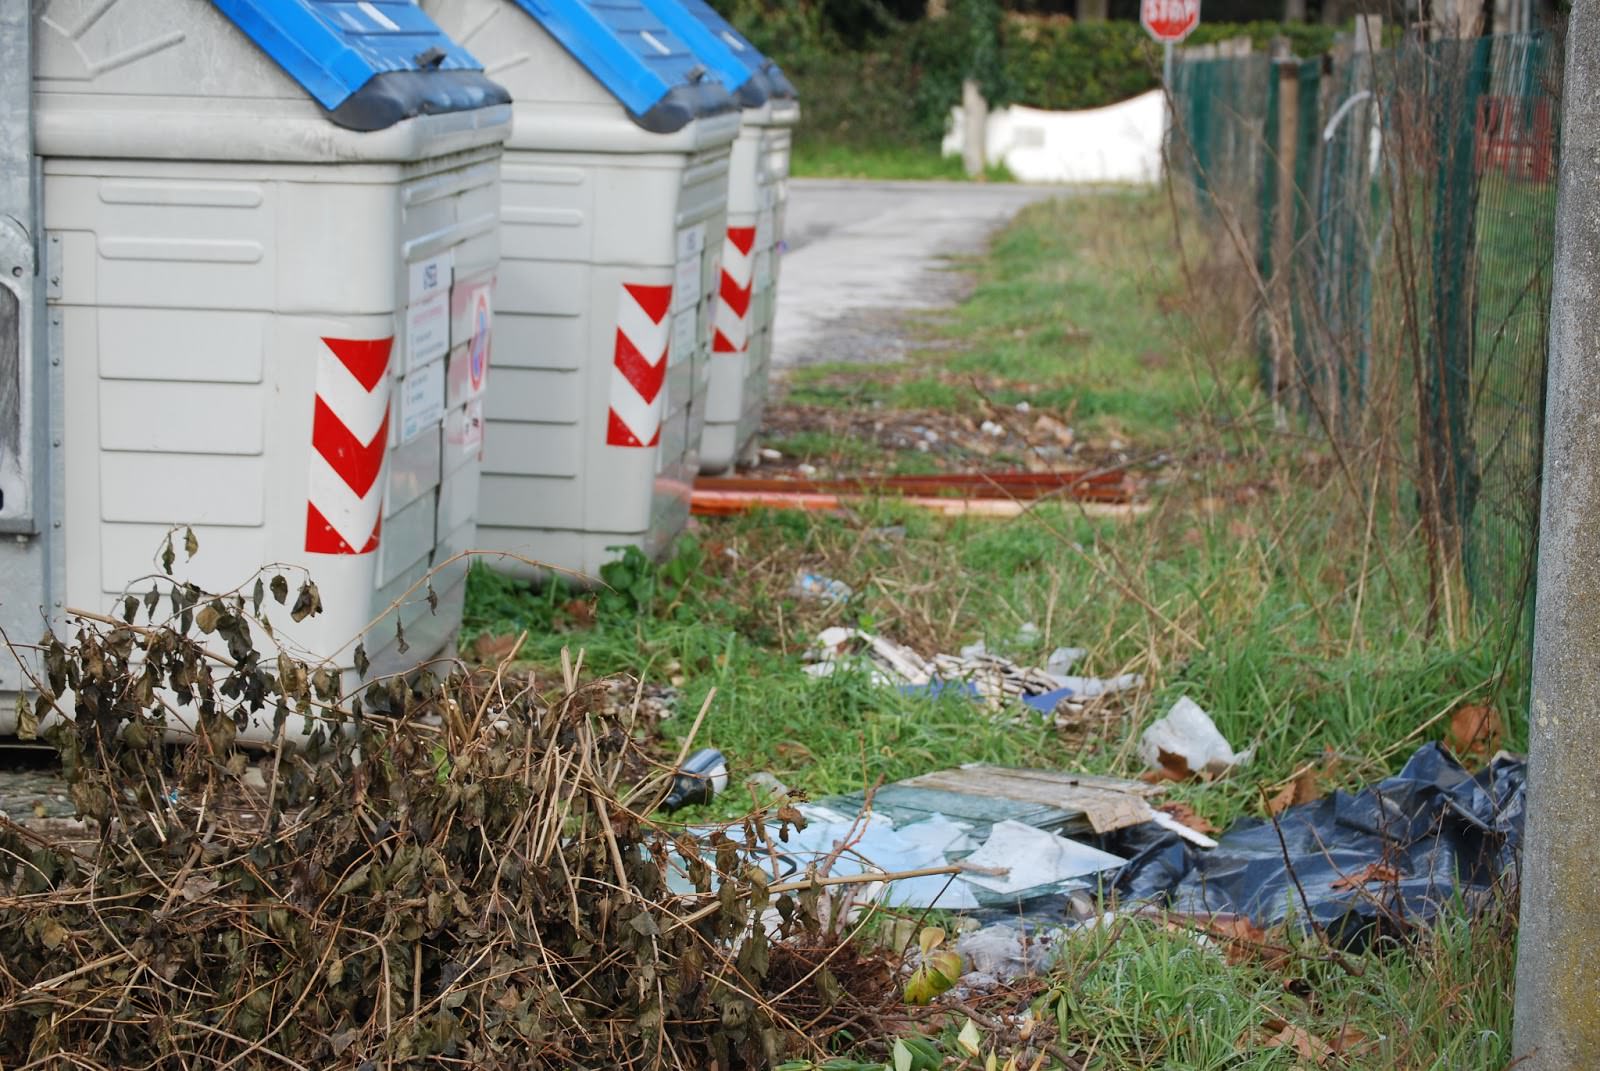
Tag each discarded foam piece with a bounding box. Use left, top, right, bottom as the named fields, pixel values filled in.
left=1138, top=696, right=1253, bottom=778
left=957, top=820, right=1127, bottom=895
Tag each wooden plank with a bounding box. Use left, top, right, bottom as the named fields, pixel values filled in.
left=901, top=766, right=1159, bottom=834
left=957, top=764, right=1165, bottom=798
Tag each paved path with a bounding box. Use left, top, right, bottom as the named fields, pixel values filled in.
left=772, top=179, right=1065, bottom=368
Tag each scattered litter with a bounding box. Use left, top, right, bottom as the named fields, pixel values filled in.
left=805, top=626, right=1142, bottom=713
left=759, top=447, right=783, bottom=461
left=980, top=420, right=1006, bottom=437
left=1149, top=808, right=1219, bottom=849
left=792, top=571, right=853, bottom=604
left=894, top=765, right=1162, bottom=834
left=661, top=748, right=729, bottom=811
left=1114, top=743, right=1526, bottom=943
left=955, top=922, right=1062, bottom=978
left=1015, top=400, right=1032, bottom=414
left=1138, top=696, right=1253, bottom=780
left=745, top=771, right=790, bottom=800
left=1046, top=646, right=1087, bottom=675
left=957, top=820, right=1126, bottom=894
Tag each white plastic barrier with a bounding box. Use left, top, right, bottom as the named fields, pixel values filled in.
left=942, top=91, right=1168, bottom=185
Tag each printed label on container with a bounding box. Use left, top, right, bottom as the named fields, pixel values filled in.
left=404, top=290, right=451, bottom=371
left=399, top=359, right=445, bottom=443
left=408, top=251, right=453, bottom=303
left=673, top=225, right=705, bottom=313
left=671, top=311, right=697, bottom=367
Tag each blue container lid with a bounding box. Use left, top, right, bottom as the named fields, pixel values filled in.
left=635, top=0, right=766, bottom=108
left=665, top=0, right=796, bottom=100
left=214, top=0, right=510, bottom=131
left=508, top=0, right=737, bottom=133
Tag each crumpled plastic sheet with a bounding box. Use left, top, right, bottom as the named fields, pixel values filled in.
left=1109, top=743, right=1526, bottom=945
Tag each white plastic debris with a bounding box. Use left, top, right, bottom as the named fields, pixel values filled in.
left=1045, top=646, right=1087, bottom=676
left=1149, top=808, right=1220, bottom=849
left=957, top=821, right=1126, bottom=895
left=955, top=923, right=1061, bottom=977
left=980, top=420, right=1006, bottom=437
left=1138, top=696, right=1253, bottom=777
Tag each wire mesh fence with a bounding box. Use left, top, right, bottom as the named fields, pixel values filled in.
left=1171, top=29, right=1560, bottom=655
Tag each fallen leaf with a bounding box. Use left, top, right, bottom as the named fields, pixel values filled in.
left=1330, top=863, right=1400, bottom=891
left=1446, top=704, right=1502, bottom=762
left=1170, top=912, right=1292, bottom=971
left=1260, top=1018, right=1333, bottom=1065
left=472, top=633, right=520, bottom=663
left=1158, top=801, right=1218, bottom=835
left=957, top=1019, right=982, bottom=1058
left=561, top=599, right=597, bottom=628
left=1265, top=751, right=1342, bottom=816
left=1329, top=1025, right=1371, bottom=1057
left=1140, top=748, right=1201, bottom=784
left=178, top=876, right=221, bottom=903
left=1265, top=770, right=1319, bottom=816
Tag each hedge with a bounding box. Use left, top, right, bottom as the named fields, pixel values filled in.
left=710, top=0, right=1344, bottom=151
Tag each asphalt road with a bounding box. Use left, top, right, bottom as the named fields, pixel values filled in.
left=771, top=179, right=1066, bottom=369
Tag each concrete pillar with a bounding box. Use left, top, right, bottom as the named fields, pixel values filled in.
left=1512, top=6, right=1600, bottom=1068
left=961, top=78, right=987, bottom=178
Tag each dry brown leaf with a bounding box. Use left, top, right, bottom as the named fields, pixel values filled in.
left=1158, top=801, right=1219, bottom=835
left=1170, top=913, right=1292, bottom=971
left=1141, top=748, right=1202, bottom=784
left=1330, top=862, right=1400, bottom=891
left=1265, top=751, right=1342, bottom=816
left=1328, top=1024, right=1372, bottom=1057
left=1446, top=704, right=1502, bottom=762
left=1265, top=769, right=1320, bottom=816
left=1260, top=1018, right=1333, bottom=1065
left=471, top=633, right=520, bottom=663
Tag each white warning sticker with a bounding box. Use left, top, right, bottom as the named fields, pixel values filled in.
left=671, top=310, right=697, bottom=367
left=673, top=225, right=705, bottom=313
left=404, top=290, right=450, bottom=372
left=399, top=359, right=445, bottom=443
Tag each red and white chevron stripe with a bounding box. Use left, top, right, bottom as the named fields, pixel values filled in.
left=712, top=226, right=756, bottom=355
left=606, top=282, right=672, bottom=448
left=305, top=335, right=392, bottom=554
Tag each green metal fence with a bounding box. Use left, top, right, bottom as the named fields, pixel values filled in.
left=1172, top=32, right=1560, bottom=648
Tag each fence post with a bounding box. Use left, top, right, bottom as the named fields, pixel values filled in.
left=1512, top=9, right=1600, bottom=1069
left=1267, top=54, right=1305, bottom=422
left=1427, top=36, right=1488, bottom=569
left=1288, top=58, right=1322, bottom=412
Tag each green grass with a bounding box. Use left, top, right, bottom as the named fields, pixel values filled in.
left=779, top=192, right=1240, bottom=446
left=792, top=141, right=1015, bottom=183
left=462, top=188, right=1522, bottom=1069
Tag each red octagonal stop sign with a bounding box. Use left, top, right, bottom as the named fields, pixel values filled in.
left=1141, top=0, right=1200, bottom=42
